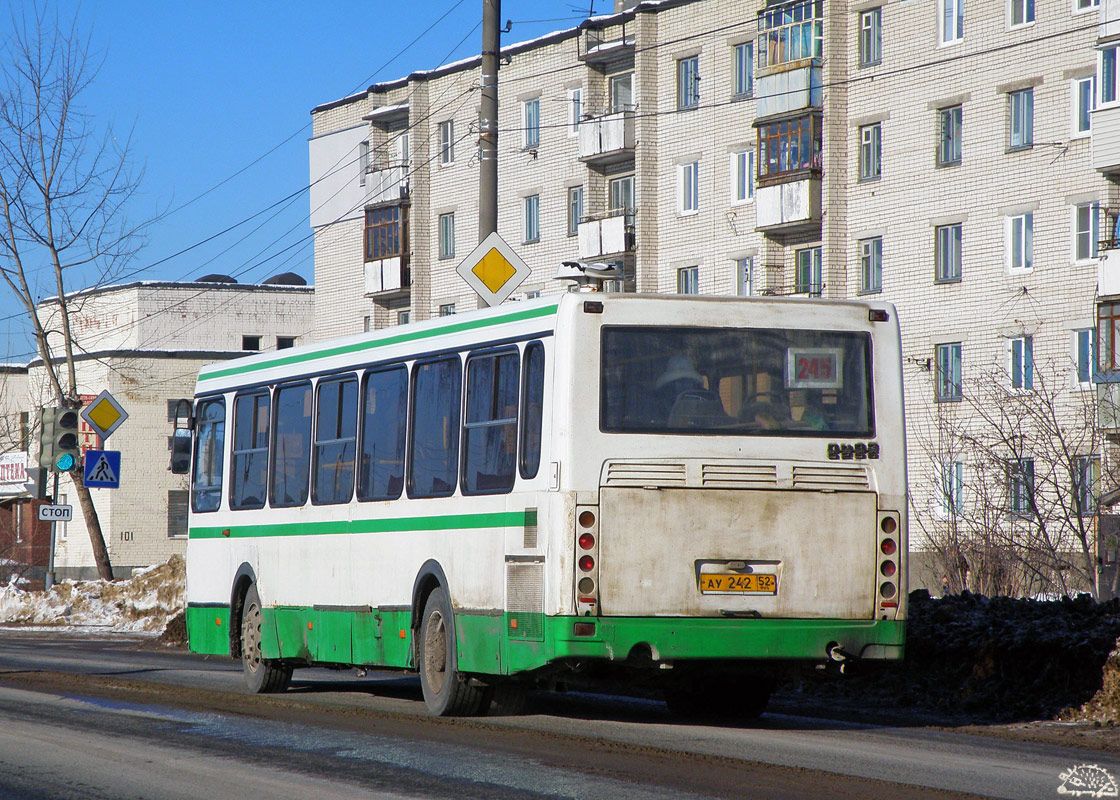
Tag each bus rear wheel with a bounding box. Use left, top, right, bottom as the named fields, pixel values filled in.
left=240, top=584, right=292, bottom=694
left=418, top=587, right=486, bottom=716
left=664, top=676, right=773, bottom=722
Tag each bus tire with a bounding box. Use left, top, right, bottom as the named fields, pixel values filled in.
left=664, top=677, right=772, bottom=722
left=240, top=584, right=292, bottom=694
left=484, top=682, right=527, bottom=716
left=418, top=586, right=485, bottom=716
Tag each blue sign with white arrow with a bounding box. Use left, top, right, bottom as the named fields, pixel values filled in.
left=84, top=449, right=121, bottom=489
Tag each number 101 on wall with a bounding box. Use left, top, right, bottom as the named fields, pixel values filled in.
left=787, top=347, right=844, bottom=389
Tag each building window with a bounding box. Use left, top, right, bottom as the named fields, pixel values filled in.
left=1008, top=458, right=1034, bottom=516
left=1075, top=202, right=1100, bottom=261
left=795, top=246, right=822, bottom=295
left=935, top=223, right=963, bottom=282
left=860, top=8, right=882, bottom=67
left=277, top=336, right=296, bottom=350
left=439, top=119, right=455, bottom=164
left=731, top=149, right=755, bottom=203
left=860, top=237, right=882, bottom=293
left=398, top=309, right=410, bottom=325
left=1100, top=302, right=1120, bottom=372
left=523, top=98, right=540, bottom=149
left=609, top=175, right=635, bottom=225
left=734, top=42, right=753, bottom=95
left=567, top=86, right=582, bottom=135
left=677, top=266, right=699, bottom=294
left=938, top=105, right=962, bottom=166
left=1075, top=76, right=1097, bottom=136
left=940, top=0, right=963, bottom=44
left=1075, top=455, right=1100, bottom=515
left=1009, top=335, right=1034, bottom=390
left=1101, top=46, right=1118, bottom=106
left=680, top=161, right=700, bottom=213
left=1011, top=0, right=1035, bottom=26
left=1007, top=212, right=1034, bottom=271
left=1078, top=0, right=1100, bottom=10
left=439, top=303, right=456, bottom=317
left=438, top=212, right=455, bottom=260
left=364, top=204, right=406, bottom=261
left=677, top=55, right=700, bottom=110
left=936, top=342, right=962, bottom=401
left=939, top=461, right=964, bottom=518
left=736, top=256, right=753, bottom=296
left=1008, top=88, right=1034, bottom=150
left=358, top=140, right=370, bottom=187
left=523, top=194, right=540, bottom=243
left=757, top=0, right=823, bottom=69
left=610, top=72, right=633, bottom=113
left=241, top=335, right=260, bottom=351
left=568, top=186, right=584, bottom=237
left=1075, top=328, right=1095, bottom=386
left=758, top=113, right=822, bottom=181
left=859, top=122, right=881, bottom=181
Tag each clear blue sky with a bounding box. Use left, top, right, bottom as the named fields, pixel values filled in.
left=2, top=1, right=598, bottom=361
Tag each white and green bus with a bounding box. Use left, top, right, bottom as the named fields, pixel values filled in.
left=179, top=292, right=906, bottom=717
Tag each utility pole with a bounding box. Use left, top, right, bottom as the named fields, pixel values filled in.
left=479, top=0, right=500, bottom=242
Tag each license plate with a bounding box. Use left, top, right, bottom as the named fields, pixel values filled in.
left=698, top=573, right=777, bottom=594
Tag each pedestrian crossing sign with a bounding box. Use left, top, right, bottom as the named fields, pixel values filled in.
left=83, top=449, right=121, bottom=489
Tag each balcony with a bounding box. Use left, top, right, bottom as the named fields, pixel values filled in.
left=755, top=66, right=821, bottom=119
left=755, top=175, right=821, bottom=234
left=364, top=256, right=410, bottom=297
left=577, top=214, right=634, bottom=259
left=578, top=27, right=634, bottom=64
left=364, top=162, right=410, bottom=206
left=1101, top=245, right=1120, bottom=297
left=578, top=111, right=635, bottom=167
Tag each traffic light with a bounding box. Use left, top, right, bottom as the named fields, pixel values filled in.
left=39, top=407, right=80, bottom=472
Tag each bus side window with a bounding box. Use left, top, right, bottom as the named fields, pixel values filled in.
left=312, top=375, right=358, bottom=505
left=408, top=357, right=462, bottom=498
left=519, top=341, right=545, bottom=480
left=462, top=348, right=519, bottom=495
left=230, top=391, right=269, bottom=510
left=192, top=397, right=226, bottom=513
left=270, top=382, right=313, bottom=508
left=358, top=365, right=408, bottom=501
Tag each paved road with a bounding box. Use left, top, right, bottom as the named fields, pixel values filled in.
left=0, top=630, right=1113, bottom=799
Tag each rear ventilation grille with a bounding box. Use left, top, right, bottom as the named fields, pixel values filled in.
left=792, top=464, right=870, bottom=490
left=701, top=463, right=779, bottom=488
left=506, top=563, right=544, bottom=641
left=604, top=461, right=687, bottom=487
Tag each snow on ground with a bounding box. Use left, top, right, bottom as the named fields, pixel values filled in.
left=0, top=555, right=184, bottom=635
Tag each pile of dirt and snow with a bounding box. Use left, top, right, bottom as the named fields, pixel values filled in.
left=0, top=555, right=185, bottom=635
left=795, top=590, right=1120, bottom=723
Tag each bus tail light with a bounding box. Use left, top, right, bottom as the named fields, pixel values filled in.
left=877, top=511, right=901, bottom=615
left=574, top=505, right=600, bottom=617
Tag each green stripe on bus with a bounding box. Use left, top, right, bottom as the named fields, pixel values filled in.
left=188, top=510, right=531, bottom=540
left=199, top=302, right=560, bottom=381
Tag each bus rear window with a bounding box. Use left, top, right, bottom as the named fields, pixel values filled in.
left=601, top=326, right=874, bottom=437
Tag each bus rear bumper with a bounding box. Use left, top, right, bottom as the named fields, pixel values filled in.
left=497, top=615, right=905, bottom=674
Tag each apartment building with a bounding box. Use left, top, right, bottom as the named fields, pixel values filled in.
left=309, top=0, right=1117, bottom=590
left=20, top=277, right=313, bottom=579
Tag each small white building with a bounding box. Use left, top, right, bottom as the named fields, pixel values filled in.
left=26, top=276, right=313, bottom=579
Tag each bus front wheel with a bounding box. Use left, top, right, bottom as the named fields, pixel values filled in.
left=418, top=586, right=486, bottom=716
left=240, top=584, right=292, bottom=694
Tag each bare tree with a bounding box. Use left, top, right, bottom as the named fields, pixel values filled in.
left=910, top=355, right=1111, bottom=599
left=0, top=7, right=145, bottom=580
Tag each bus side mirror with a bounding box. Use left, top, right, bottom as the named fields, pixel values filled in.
left=170, top=429, right=192, bottom=474
left=169, top=399, right=193, bottom=474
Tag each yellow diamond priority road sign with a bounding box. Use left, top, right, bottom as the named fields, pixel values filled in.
left=456, top=231, right=531, bottom=307
left=80, top=390, right=129, bottom=440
